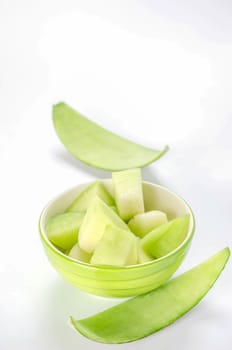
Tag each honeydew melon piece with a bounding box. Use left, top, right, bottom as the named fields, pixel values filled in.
left=90, top=225, right=137, bottom=267
left=78, top=197, right=130, bottom=253
left=126, top=237, right=138, bottom=266
left=68, top=243, right=92, bottom=263
left=53, top=102, right=168, bottom=171
left=110, top=206, right=118, bottom=214
left=70, top=247, right=230, bottom=343
left=66, top=181, right=114, bottom=212
left=137, top=240, right=154, bottom=264
left=112, top=169, right=144, bottom=221
left=128, top=210, right=168, bottom=238
left=46, top=212, right=84, bottom=251
left=142, top=215, right=190, bottom=258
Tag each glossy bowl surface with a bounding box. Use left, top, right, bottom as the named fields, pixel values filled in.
left=39, top=180, right=195, bottom=297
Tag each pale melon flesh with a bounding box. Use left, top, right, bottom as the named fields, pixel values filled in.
left=136, top=240, right=154, bottom=264
left=78, top=197, right=130, bottom=253
left=66, top=181, right=114, bottom=212
left=112, top=169, right=144, bottom=221
left=90, top=225, right=137, bottom=266
left=128, top=210, right=168, bottom=238
left=68, top=243, right=92, bottom=263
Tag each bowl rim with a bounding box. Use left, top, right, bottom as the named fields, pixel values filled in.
left=39, top=180, right=195, bottom=271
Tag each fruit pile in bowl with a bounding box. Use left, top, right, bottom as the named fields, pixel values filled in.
left=39, top=168, right=194, bottom=297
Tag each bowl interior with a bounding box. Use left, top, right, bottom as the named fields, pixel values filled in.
left=39, top=179, right=194, bottom=266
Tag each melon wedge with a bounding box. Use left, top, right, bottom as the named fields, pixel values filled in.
left=70, top=247, right=230, bottom=344
left=112, top=168, right=144, bottom=221
left=78, top=197, right=130, bottom=253
left=68, top=243, right=92, bottom=263
left=66, top=181, right=114, bottom=212
left=128, top=210, right=168, bottom=238
left=46, top=212, right=84, bottom=251
left=90, top=225, right=137, bottom=266
left=137, top=240, right=154, bottom=264
left=53, top=102, right=168, bottom=171
left=142, top=215, right=190, bottom=258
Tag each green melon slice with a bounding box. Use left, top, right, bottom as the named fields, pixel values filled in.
left=127, top=237, right=138, bottom=265
left=142, top=215, right=190, bottom=258
left=70, top=247, right=230, bottom=344
left=53, top=102, right=168, bottom=171
left=128, top=210, right=168, bottom=238
left=78, top=197, right=130, bottom=253
left=68, top=243, right=92, bottom=263
left=66, top=181, right=114, bottom=212
left=136, top=240, right=154, bottom=264
left=46, top=212, right=84, bottom=251
left=112, top=168, right=144, bottom=221
left=110, top=206, right=118, bottom=214
left=90, top=225, right=137, bottom=267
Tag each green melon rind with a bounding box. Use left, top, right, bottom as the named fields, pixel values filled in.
left=70, top=247, right=230, bottom=344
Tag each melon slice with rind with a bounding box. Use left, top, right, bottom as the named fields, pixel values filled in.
left=46, top=212, right=84, bottom=251
left=53, top=102, right=168, bottom=171
left=137, top=240, right=154, bottom=264
left=142, top=215, right=190, bottom=258
left=68, top=243, right=92, bottom=263
left=66, top=181, right=114, bottom=212
left=110, top=206, right=118, bottom=213
left=70, top=247, right=230, bottom=344
left=78, top=197, right=130, bottom=253
left=128, top=210, right=168, bottom=238
left=112, top=168, right=144, bottom=222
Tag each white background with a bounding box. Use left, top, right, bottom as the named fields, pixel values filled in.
left=0, top=1, right=232, bottom=349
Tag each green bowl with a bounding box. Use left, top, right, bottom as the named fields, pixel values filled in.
left=39, top=180, right=195, bottom=297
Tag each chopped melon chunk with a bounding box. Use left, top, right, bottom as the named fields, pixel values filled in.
left=112, top=169, right=144, bottom=221
left=110, top=206, right=118, bottom=214
left=90, top=225, right=137, bottom=266
left=142, top=215, right=190, bottom=258
left=137, top=240, right=154, bottom=264
left=68, top=243, right=92, bottom=263
left=46, top=212, right=84, bottom=250
left=126, top=237, right=138, bottom=265
left=66, top=181, right=114, bottom=212
left=128, top=210, right=168, bottom=238
left=78, top=197, right=130, bottom=253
